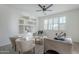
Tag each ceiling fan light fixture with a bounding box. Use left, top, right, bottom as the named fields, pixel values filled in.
left=37, top=4, right=53, bottom=12
left=36, top=4, right=53, bottom=15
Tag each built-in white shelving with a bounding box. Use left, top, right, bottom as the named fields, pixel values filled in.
left=19, top=16, right=37, bottom=34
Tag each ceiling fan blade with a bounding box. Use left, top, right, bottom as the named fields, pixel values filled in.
left=46, top=4, right=53, bottom=10
left=38, top=4, right=43, bottom=9
left=36, top=10, right=42, bottom=12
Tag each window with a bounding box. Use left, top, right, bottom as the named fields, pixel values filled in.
left=44, top=16, right=66, bottom=31
left=53, top=23, right=58, bottom=30
left=44, top=20, right=48, bottom=30
left=44, top=19, right=53, bottom=30
left=59, top=16, right=66, bottom=30
left=48, top=19, right=53, bottom=30
left=53, top=17, right=59, bottom=30
left=59, top=16, right=66, bottom=23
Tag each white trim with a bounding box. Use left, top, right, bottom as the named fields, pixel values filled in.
left=0, top=41, right=10, bottom=47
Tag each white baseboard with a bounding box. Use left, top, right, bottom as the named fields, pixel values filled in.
left=0, top=41, right=10, bottom=47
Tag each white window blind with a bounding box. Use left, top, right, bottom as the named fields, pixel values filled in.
left=44, top=20, right=48, bottom=30
left=44, top=16, right=66, bottom=31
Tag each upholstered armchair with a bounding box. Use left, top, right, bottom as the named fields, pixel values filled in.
left=15, top=38, right=35, bottom=54
left=9, top=37, right=19, bottom=51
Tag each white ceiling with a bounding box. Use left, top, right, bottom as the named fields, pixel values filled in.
left=6, top=4, right=79, bottom=17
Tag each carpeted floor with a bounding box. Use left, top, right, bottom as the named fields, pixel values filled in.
left=0, top=42, right=79, bottom=54
left=0, top=44, right=44, bottom=54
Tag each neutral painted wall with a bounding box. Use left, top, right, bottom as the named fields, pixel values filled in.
left=0, top=5, right=20, bottom=46
left=38, top=9, right=79, bottom=42
left=0, top=5, right=38, bottom=46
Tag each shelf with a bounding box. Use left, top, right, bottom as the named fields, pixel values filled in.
left=19, top=16, right=37, bottom=34
left=21, top=16, right=30, bottom=19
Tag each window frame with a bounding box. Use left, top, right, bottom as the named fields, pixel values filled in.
left=44, top=16, right=66, bottom=31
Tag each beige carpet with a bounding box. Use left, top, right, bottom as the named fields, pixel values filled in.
left=0, top=42, right=79, bottom=54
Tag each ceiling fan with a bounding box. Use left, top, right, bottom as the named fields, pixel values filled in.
left=36, top=4, right=53, bottom=12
